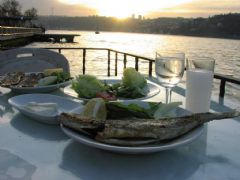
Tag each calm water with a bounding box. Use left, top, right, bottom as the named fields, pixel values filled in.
left=28, top=30, right=240, bottom=101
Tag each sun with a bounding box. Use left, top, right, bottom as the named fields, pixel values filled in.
left=59, top=0, right=193, bottom=18
left=59, top=0, right=146, bottom=18
left=97, top=2, right=143, bottom=19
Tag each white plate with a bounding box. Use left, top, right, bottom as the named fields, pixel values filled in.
left=10, top=80, right=71, bottom=94
left=60, top=100, right=204, bottom=153
left=63, top=79, right=160, bottom=101
left=8, top=94, right=83, bottom=125
left=61, top=124, right=203, bottom=154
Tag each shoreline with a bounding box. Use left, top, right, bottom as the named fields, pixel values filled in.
left=45, top=29, right=240, bottom=41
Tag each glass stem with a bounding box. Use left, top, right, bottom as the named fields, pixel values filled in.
left=165, top=87, right=172, bottom=104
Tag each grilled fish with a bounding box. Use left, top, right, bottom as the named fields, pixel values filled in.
left=59, top=111, right=240, bottom=146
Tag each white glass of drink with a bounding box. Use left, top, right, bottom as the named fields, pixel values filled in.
left=185, top=57, right=215, bottom=113
left=155, top=52, right=185, bottom=103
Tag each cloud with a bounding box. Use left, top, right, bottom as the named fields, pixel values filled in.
left=17, top=0, right=240, bottom=17
left=176, top=0, right=240, bottom=12
left=18, top=0, right=97, bottom=16
left=147, top=0, right=240, bottom=18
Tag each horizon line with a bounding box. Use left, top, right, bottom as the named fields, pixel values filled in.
left=38, top=12, right=240, bottom=19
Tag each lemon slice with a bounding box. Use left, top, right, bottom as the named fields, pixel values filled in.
left=43, top=68, right=63, bottom=76
left=81, top=98, right=107, bottom=121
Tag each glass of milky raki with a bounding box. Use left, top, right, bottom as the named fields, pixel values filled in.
left=185, top=57, right=215, bottom=113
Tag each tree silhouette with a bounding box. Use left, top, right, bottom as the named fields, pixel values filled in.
left=0, top=0, right=22, bottom=16
left=38, top=13, right=240, bottom=39
left=24, top=8, right=38, bottom=18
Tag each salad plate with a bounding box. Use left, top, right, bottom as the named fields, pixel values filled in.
left=8, top=94, right=83, bottom=124
left=61, top=123, right=203, bottom=154
left=63, top=79, right=161, bottom=101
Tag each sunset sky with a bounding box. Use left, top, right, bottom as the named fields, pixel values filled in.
left=18, top=0, right=240, bottom=18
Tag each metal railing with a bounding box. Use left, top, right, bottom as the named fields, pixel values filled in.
left=44, top=47, right=240, bottom=98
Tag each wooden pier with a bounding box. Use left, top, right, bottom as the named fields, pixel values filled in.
left=34, top=34, right=80, bottom=43
left=0, top=26, right=80, bottom=48
left=0, top=26, right=44, bottom=48
left=0, top=26, right=43, bottom=40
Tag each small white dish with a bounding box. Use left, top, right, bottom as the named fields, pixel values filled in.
left=63, top=79, right=161, bottom=101
left=8, top=94, right=83, bottom=125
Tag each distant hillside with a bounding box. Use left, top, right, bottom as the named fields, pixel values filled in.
left=37, top=13, right=240, bottom=39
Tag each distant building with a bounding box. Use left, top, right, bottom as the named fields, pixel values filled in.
left=138, top=15, right=142, bottom=20
left=131, top=14, right=135, bottom=19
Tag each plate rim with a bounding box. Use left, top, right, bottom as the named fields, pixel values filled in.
left=10, top=79, right=71, bottom=90
left=61, top=124, right=204, bottom=154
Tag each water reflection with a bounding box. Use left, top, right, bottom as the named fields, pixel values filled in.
left=0, top=90, right=15, bottom=120
left=59, top=126, right=208, bottom=180
left=0, top=149, right=36, bottom=180
left=28, top=30, right=240, bottom=102
left=60, top=123, right=238, bottom=180
left=31, top=30, right=240, bottom=77
left=11, top=113, right=68, bottom=141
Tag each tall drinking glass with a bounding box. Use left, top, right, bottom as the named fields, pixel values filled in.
left=155, top=52, right=185, bottom=103
left=185, top=57, right=215, bottom=113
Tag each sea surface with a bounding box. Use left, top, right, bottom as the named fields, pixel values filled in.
left=27, top=30, right=240, bottom=103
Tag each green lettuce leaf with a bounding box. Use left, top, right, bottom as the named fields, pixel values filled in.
left=122, top=68, right=147, bottom=89
left=106, top=101, right=181, bottom=119
left=116, top=68, right=149, bottom=98
left=72, top=75, right=106, bottom=98
left=106, top=101, right=152, bottom=119
left=153, top=102, right=182, bottom=119
left=51, top=72, right=71, bottom=83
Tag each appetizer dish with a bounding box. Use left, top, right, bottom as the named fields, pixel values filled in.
left=8, top=94, right=83, bottom=125
left=59, top=98, right=240, bottom=147
left=0, top=68, right=72, bottom=88
left=71, top=68, right=152, bottom=101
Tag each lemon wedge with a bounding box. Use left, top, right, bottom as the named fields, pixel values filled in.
left=81, top=98, right=107, bottom=121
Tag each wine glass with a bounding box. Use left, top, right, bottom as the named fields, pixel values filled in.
left=155, top=52, right=185, bottom=103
